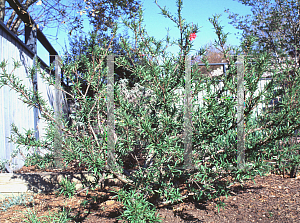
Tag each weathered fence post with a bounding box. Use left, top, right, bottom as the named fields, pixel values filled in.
left=107, top=55, right=118, bottom=171
left=184, top=55, right=193, bottom=169
left=53, top=55, right=63, bottom=168
left=237, top=55, right=245, bottom=170
left=25, top=24, right=39, bottom=141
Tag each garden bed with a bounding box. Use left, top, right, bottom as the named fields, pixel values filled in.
left=0, top=173, right=300, bottom=222
left=1, top=159, right=299, bottom=222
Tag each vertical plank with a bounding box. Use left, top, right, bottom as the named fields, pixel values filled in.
left=184, top=55, right=193, bottom=169
left=9, top=34, right=16, bottom=169
left=53, top=55, right=63, bottom=168
left=107, top=55, right=118, bottom=171
left=0, top=24, right=5, bottom=166
left=3, top=30, right=11, bottom=170
left=237, top=55, right=245, bottom=170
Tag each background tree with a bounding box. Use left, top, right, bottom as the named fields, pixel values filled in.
left=0, top=0, right=140, bottom=40
left=0, top=0, right=82, bottom=36
left=226, top=0, right=300, bottom=118
left=227, top=0, right=300, bottom=64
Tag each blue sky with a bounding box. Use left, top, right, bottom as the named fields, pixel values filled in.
left=37, top=0, right=253, bottom=65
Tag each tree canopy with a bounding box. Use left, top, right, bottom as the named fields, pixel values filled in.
left=227, top=0, right=300, bottom=63
left=0, top=0, right=140, bottom=40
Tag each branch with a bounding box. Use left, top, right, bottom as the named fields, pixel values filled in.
left=245, top=121, right=273, bottom=137
left=106, top=165, right=134, bottom=187
left=0, top=0, right=5, bottom=22
left=6, top=9, right=16, bottom=29
left=157, top=194, right=193, bottom=208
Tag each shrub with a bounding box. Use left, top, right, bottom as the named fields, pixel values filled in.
left=1, top=0, right=300, bottom=220
left=22, top=205, right=71, bottom=223
left=117, top=189, right=161, bottom=222
left=56, top=177, right=76, bottom=199
left=24, top=153, right=55, bottom=170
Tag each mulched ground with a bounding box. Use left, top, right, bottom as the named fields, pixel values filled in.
left=1, top=164, right=300, bottom=222
left=158, top=174, right=300, bottom=222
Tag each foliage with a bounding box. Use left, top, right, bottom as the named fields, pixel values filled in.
left=227, top=0, right=300, bottom=175
left=56, top=177, right=76, bottom=199
left=0, top=159, right=8, bottom=172
left=64, top=31, right=141, bottom=103
left=22, top=205, right=71, bottom=223
left=0, top=193, right=33, bottom=212
left=271, top=139, right=300, bottom=177
left=116, top=189, right=161, bottom=222
left=24, top=153, right=55, bottom=169
left=0, top=0, right=140, bottom=40
left=87, top=0, right=141, bottom=34
left=64, top=0, right=142, bottom=92
left=1, top=0, right=300, bottom=221
left=227, top=0, right=300, bottom=60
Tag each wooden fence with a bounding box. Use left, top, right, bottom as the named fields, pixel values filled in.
left=0, top=0, right=64, bottom=172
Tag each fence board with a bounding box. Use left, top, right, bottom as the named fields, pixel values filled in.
left=174, top=68, right=274, bottom=120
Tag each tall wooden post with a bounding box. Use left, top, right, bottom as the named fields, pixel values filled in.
left=107, top=55, right=118, bottom=171
left=53, top=55, right=63, bottom=168
left=237, top=55, right=245, bottom=170
left=184, top=56, right=193, bottom=169
left=25, top=24, right=39, bottom=141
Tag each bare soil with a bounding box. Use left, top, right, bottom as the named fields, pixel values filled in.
left=1, top=164, right=300, bottom=222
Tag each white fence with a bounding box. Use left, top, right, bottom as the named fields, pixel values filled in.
left=174, top=67, right=273, bottom=119
left=0, top=20, right=60, bottom=172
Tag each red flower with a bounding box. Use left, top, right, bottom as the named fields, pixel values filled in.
left=189, top=33, right=196, bottom=41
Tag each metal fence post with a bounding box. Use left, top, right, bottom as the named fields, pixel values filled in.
left=184, top=55, right=193, bottom=169
left=237, top=55, right=245, bottom=170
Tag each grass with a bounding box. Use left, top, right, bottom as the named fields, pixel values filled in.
left=0, top=193, right=33, bottom=212
left=21, top=205, right=72, bottom=223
